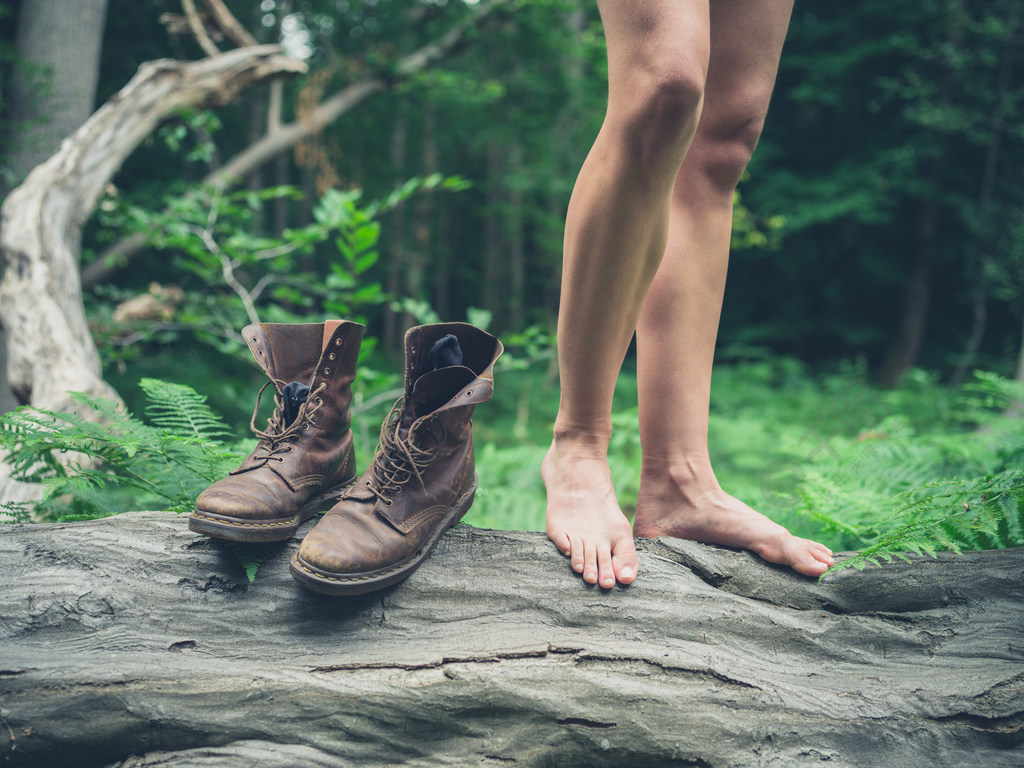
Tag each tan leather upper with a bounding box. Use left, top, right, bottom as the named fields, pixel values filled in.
left=297, top=323, right=502, bottom=574
left=196, top=320, right=364, bottom=520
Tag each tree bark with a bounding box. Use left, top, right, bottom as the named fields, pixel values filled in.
left=0, top=46, right=306, bottom=505
left=880, top=202, right=934, bottom=388
left=384, top=98, right=409, bottom=351
left=3, top=0, right=109, bottom=191
left=0, top=512, right=1021, bottom=768
left=482, top=141, right=504, bottom=318
left=507, top=140, right=526, bottom=330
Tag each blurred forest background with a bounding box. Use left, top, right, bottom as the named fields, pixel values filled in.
left=1, top=0, right=1023, bottom=565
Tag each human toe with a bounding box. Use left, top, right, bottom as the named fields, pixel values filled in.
left=597, top=544, right=615, bottom=588
left=548, top=529, right=572, bottom=557
left=582, top=539, right=599, bottom=584
left=612, top=538, right=639, bottom=585
left=569, top=533, right=585, bottom=573
left=793, top=548, right=831, bottom=577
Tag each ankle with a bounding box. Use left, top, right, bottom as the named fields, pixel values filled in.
left=550, top=414, right=612, bottom=454
left=641, top=450, right=720, bottom=493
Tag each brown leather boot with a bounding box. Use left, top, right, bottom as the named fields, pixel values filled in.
left=189, top=320, right=364, bottom=542
left=290, top=322, right=502, bottom=595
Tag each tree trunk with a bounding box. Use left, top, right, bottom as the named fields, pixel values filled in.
left=0, top=47, right=306, bottom=505
left=433, top=190, right=451, bottom=323
left=947, top=16, right=1012, bottom=392
left=3, top=0, right=109, bottom=191
left=482, top=141, right=504, bottom=319
left=403, top=104, right=438, bottom=329
left=879, top=202, right=934, bottom=388
left=0, top=511, right=1021, bottom=767
left=384, top=98, right=409, bottom=351
left=507, top=140, right=526, bottom=331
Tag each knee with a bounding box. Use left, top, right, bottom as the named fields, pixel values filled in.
left=615, top=65, right=705, bottom=169
left=692, top=114, right=766, bottom=193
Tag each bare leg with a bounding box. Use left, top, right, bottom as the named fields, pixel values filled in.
left=543, top=0, right=710, bottom=587
left=631, top=0, right=834, bottom=576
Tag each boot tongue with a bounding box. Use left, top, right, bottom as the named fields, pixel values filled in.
left=410, top=367, right=476, bottom=418
left=281, top=381, right=310, bottom=428
left=399, top=335, right=473, bottom=438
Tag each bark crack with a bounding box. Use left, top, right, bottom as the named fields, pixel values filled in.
left=555, top=717, right=617, bottom=729
left=309, top=646, right=569, bottom=674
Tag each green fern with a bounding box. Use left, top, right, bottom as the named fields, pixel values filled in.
left=824, top=471, right=1023, bottom=575
left=0, top=380, right=245, bottom=521
left=813, top=371, right=1024, bottom=577
left=141, top=378, right=233, bottom=442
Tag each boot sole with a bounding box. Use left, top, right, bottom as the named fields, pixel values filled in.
left=289, top=479, right=477, bottom=596
left=188, top=479, right=356, bottom=543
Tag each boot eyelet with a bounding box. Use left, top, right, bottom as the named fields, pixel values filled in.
left=384, top=500, right=393, bottom=506
left=335, top=338, right=342, bottom=346
left=303, top=423, right=310, bottom=430
left=314, top=397, right=322, bottom=405
left=323, top=367, right=330, bottom=375
left=328, top=353, right=336, bottom=360
left=465, top=390, right=473, bottom=397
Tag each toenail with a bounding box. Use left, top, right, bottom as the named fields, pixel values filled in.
left=620, top=566, right=634, bottom=579
left=573, top=563, right=583, bottom=572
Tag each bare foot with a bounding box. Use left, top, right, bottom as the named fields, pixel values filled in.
left=633, top=456, right=834, bottom=577
left=542, top=432, right=639, bottom=588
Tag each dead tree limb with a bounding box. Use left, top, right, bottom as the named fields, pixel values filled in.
left=181, top=0, right=221, bottom=57
left=200, top=0, right=259, bottom=48
left=0, top=47, right=306, bottom=505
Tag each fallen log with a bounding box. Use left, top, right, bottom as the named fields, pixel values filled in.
left=0, top=511, right=1021, bottom=767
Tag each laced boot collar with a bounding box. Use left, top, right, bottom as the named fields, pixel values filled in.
left=247, top=379, right=328, bottom=465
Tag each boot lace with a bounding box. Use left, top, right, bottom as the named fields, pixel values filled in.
left=365, top=399, right=445, bottom=507
left=248, top=380, right=328, bottom=463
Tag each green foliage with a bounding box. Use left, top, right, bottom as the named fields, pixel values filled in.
left=156, top=108, right=222, bottom=165
left=0, top=379, right=244, bottom=521
left=86, top=0, right=1024, bottom=382
left=89, top=176, right=466, bottom=366
left=741, top=0, right=1024, bottom=370
left=796, top=371, right=1024, bottom=576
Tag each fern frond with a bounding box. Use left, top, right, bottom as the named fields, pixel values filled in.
left=0, top=379, right=245, bottom=522
left=140, top=378, right=232, bottom=441
left=825, top=518, right=943, bottom=575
